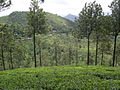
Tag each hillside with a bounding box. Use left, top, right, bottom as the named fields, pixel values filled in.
left=0, top=16, right=8, bottom=24
left=0, top=11, right=76, bottom=33
left=46, top=13, right=76, bottom=33
left=0, top=66, right=120, bottom=89
left=64, top=14, right=78, bottom=21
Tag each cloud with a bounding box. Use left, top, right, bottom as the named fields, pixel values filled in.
left=0, top=0, right=113, bottom=17
left=41, top=0, right=112, bottom=16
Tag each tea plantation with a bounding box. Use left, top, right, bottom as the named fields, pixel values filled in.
left=0, top=66, right=120, bottom=90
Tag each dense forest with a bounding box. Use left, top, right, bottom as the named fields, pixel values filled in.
left=0, top=0, right=120, bottom=89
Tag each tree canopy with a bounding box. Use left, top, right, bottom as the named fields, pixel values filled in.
left=0, top=0, right=11, bottom=11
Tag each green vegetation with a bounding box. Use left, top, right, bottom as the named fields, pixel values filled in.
left=0, top=0, right=120, bottom=69
left=0, top=16, right=8, bottom=23
left=0, top=11, right=76, bottom=33
left=0, top=66, right=120, bottom=89
left=0, top=0, right=120, bottom=89
left=46, top=12, right=76, bottom=33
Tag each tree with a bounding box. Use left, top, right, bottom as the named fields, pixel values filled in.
left=99, top=29, right=112, bottom=65
left=5, top=24, right=14, bottom=69
left=109, top=0, right=120, bottom=67
left=36, top=34, right=44, bottom=66
left=72, top=29, right=81, bottom=66
left=0, top=24, right=7, bottom=70
left=53, top=36, right=60, bottom=66
left=0, top=0, right=11, bottom=11
left=27, top=0, right=47, bottom=67
left=0, top=0, right=44, bottom=11
left=116, top=39, right=120, bottom=66
left=98, top=15, right=113, bottom=66
left=77, top=1, right=102, bottom=65
left=0, top=24, right=19, bottom=70
left=93, top=4, right=103, bottom=65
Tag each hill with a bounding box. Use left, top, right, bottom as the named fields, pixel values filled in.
left=0, top=11, right=76, bottom=33
left=0, top=16, right=8, bottom=24
left=64, top=14, right=78, bottom=21
left=0, top=66, right=120, bottom=89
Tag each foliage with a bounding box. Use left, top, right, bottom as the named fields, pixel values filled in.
left=0, top=11, right=76, bottom=34
left=76, top=1, right=103, bottom=65
left=0, top=66, right=120, bottom=89
left=0, top=0, right=11, bottom=11
left=109, top=0, right=120, bottom=66
left=109, top=0, right=120, bottom=36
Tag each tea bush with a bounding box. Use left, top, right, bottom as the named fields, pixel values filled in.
left=0, top=66, right=120, bottom=90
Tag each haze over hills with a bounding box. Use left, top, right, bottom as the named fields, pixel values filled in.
left=64, top=14, right=78, bottom=22
left=0, top=11, right=76, bottom=33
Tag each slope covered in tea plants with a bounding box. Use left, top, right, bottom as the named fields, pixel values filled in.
left=0, top=66, right=120, bottom=89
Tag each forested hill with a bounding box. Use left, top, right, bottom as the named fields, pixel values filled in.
left=0, top=11, right=76, bottom=33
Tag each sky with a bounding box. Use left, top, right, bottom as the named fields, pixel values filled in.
left=0, top=0, right=113, bottom=17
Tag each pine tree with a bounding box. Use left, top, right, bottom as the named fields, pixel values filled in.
left=77, top=1, right=103, bottom=65
left=109, top=0, right=120, bottom=67
left=27, top=0, right=47, bottom=67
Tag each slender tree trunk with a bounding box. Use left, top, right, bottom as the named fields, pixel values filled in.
left=75, top=41, right=79, bottom=66
left=39, top=45, right=42, bottom=66
left=55, top=46, right=58, bottom=66
left=75, top=49, right=78, bottom=66
left=112, top=35, right=117, bottom=67
left=101, top=51, right=104, bottom=66
left=32, top=6, right=37, bottom=67
left=116, top=55, right=118, bottom=66
left=87, top=35, right=90, bottom=65
left=1, top=45, right=5, bottom=70
left=69, top=48, right=72, bottom=65
left=9, top=49, right=13, bottom=69
left=33, top=28, right=37, bottom=67
left=69, top=48, right=70, bottom=65
left=8, top=59, right=11, bottom=69
left=95, top=36, right=99, bottom=65
left=65, top=54, right=67, bottom=65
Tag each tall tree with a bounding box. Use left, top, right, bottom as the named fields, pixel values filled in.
left=77, top=1, right=102, bottom=65
left=99, top=29, right=112, bottom=66
left=0, top=24, right=16, bottom=70
left=53, top=37, right=59, bottom=66
left=98, top=15, right=113, bottom=66
left=0, top=24, right=7, bottom=70
left=72, top=29, right=81, bottom=66
left=36, top=34, right=44, bottom=67
left=6, top=24, right=15, bottom=69
left=93, top=4, right=103, bottom=65
left=116, top=39, right=120, bottom=66
left=27, top=0, right=47, bottom=67
left=109, top=0, right=120, bottom=67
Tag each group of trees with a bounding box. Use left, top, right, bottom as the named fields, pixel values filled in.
left=0, top=0, right=46, bottom=69
left=76, top=0, right=120, bottom=67
left=76, top=1, right=103, bottom=65
left=0, top=0, right=120, bottom=70
left=0, top=24, right=28, bottom=70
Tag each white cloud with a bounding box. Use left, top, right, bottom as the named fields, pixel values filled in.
left=0, top=0, right=113, bottom=17
left=41, top=0, right=112, bottom=16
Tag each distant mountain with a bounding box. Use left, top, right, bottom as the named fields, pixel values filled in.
left=0, top=11, right=76, bottom=33
left=64, top=14, right=78, bottom=22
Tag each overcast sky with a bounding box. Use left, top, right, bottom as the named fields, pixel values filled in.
left=0, top=0, right=113, bottom=17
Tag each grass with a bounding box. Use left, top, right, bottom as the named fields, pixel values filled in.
left=0, top=66, right=120, bottom=90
